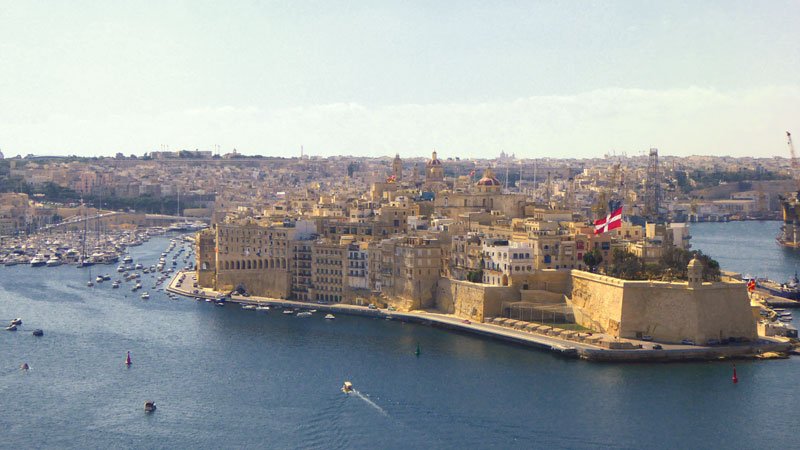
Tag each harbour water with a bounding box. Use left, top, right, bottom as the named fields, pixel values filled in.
left=690, top=220, right=800, bottom=284
left=1, top=227, right=799, bottom=449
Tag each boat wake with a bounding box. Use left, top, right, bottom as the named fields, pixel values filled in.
left=352, top=390, right=389, bottom=417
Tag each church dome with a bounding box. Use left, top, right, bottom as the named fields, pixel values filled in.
left=476, top=168, right=501, bottom=186
left=427, top=151, right=442, bottom=166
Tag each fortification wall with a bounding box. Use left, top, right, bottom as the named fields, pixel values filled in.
left=215, top=269, right=290, bottom=299
left=437, top=278, right=519, bottom=321
left=569, top=271, right=625, bottom=336
left=569, top=270, right=757, bottom=344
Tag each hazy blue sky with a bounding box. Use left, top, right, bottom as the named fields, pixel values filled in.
left=1, top=0, right=799, bottom=158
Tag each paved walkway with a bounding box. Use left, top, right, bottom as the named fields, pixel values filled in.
left=166, top=271, right=794, bottom=362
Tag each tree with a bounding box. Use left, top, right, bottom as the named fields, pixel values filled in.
left=659, top=247, right=721, bottom=282
left=582, top=249, right=603, bottom=272
left=607, top=249, right=644, bottom=280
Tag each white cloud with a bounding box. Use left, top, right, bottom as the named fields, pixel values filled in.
left=3, top=86, right=799, bottom=158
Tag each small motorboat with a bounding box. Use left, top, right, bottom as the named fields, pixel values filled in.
left=341, top=381, right=353, bottom=394
left=282, top=309, right=294, bottom=315
left=123, top=255, right=133, bottom=263
left=141, top=292, right=150, bottom=299
left=11, top=318, right=22, bottom=326
left=103, top=274, right=112, bottom=281
left=144, top=401, right=157, bottom=412
left=256, top=306, right=270, bottom=312
left=32, top=329, right=43, bottom=336
left=296, top=311, right=312, bottom=318
left=6, top=324, right=17, bottom=331
left=112, top=281, right=120, bottom=289
left=325, top=314, right=335, bottom=320
left=241, top=304, right=257, bottom=310
left=95, top=276, right=104, bottom=283
left=20, top=363, right=30, bottom=370
left=87, top=281, right=94, bottom=287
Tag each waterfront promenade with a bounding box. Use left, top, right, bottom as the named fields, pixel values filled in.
left=167, top=270, right=793, bottom=362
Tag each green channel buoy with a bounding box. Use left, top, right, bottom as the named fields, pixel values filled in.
left=415, top=343, right=421, bottom=357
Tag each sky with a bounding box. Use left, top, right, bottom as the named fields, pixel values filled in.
left=1, top=0, right=799, bottom=159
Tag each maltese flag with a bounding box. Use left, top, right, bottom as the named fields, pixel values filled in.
left=594, top=206, right=623, bottom=235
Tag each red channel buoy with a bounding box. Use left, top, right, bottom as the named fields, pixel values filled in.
left=125, top=351, right=132, bottom=366
left=732, top=364, right=738, bottom=384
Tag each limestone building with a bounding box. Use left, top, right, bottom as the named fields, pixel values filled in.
left=392, top=154, right=403, bottom=181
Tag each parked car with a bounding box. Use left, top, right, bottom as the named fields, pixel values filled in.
left=652, top=344, right=663, bottom=350
left=368, top=304, right=377, bottom=310
left=681, top=339, right=696, bottom=345
left=641, top=335, right=653, bottom=341
left=706, top=339, right=720, bottom=346
left=462, top=319, right=471, bottom=324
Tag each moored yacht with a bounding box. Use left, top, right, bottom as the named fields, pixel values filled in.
left=45, top=255, right=62, bottom=267
left=30, top=254, right=47, bottom=267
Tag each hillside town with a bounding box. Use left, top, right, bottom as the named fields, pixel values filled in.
left=2, top=149, right=798, bottom=352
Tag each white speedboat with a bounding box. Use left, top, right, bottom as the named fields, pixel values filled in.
left=96, top=276, right=104, bottom=283
left=123, top=255, right=133, bottom=263
left=46, top=256, right=62, bottom=267
left=341, top=381, right=353, bottom=393
left=282, top=309, right=294, bottom=315
left=112, top=281, right=120, bottom=288
left=325, top=314, right=335, bottom=320
left=30, top=254, right=47, bottom=267
left=256, top=306, right=270, bottom=312
left=296, top=311, right=312, bottom=318
left=141, top=292, right=150, bottom=299
left=242, top=304, right=257, bottom=310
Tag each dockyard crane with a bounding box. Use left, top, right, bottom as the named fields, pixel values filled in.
left=788, top=131, right=800, bottom=191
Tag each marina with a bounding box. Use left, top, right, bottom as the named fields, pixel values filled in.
left=1, top=229, right=800, bottom=448
left=0, top=227, right=163, bottom=269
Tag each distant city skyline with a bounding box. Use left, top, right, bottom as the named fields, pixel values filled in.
left=1, top=1, right=799, bottom=158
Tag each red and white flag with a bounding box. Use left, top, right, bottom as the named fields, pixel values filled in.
left=594, top=206, right=623, bottom=235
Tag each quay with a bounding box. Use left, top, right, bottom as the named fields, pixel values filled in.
left=167, top=270, right=793, bottom=362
